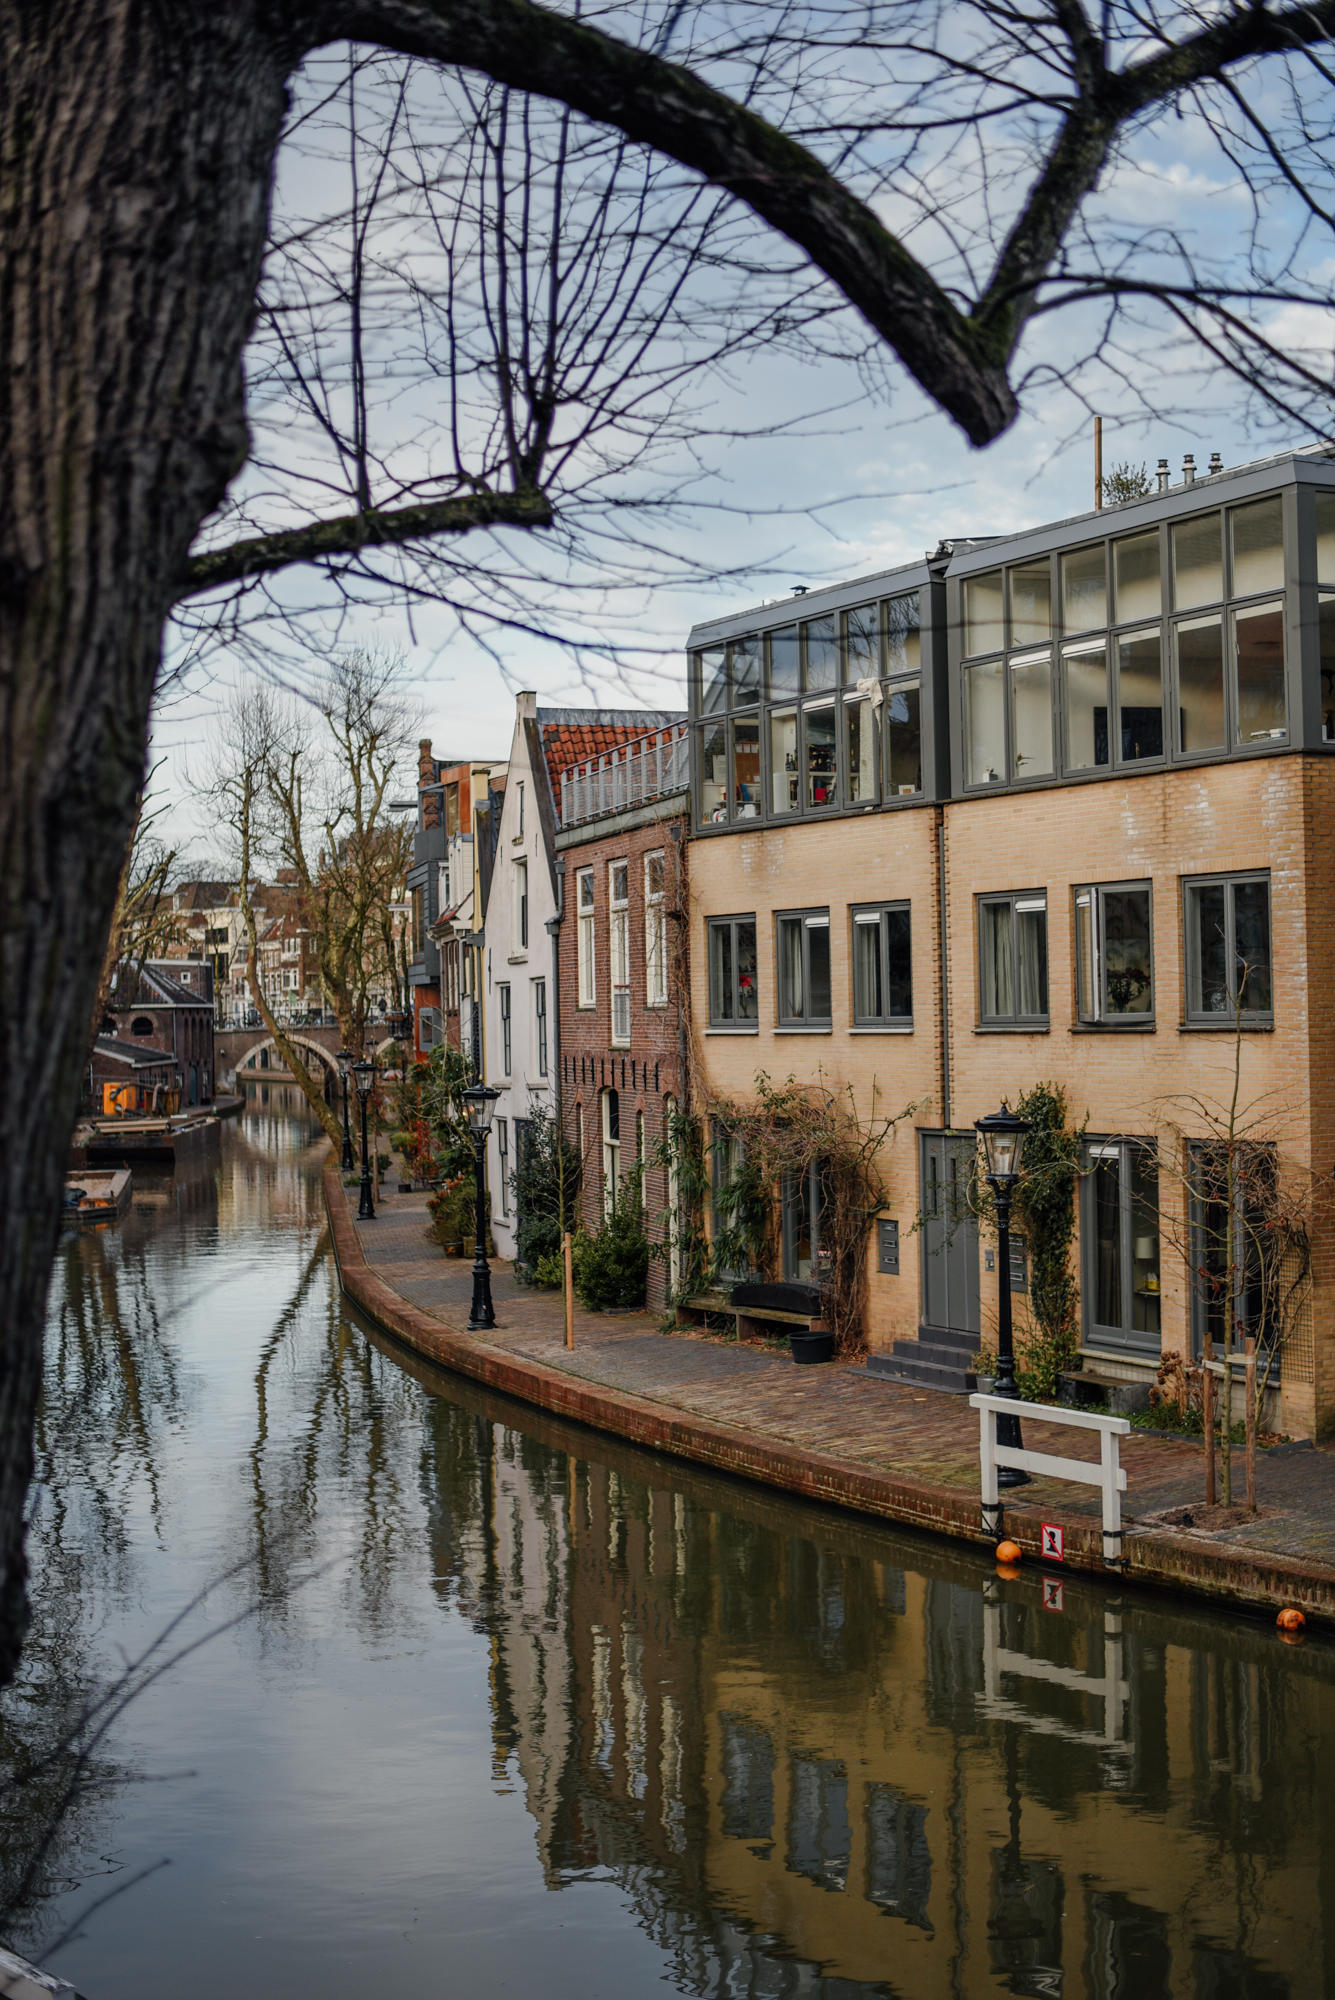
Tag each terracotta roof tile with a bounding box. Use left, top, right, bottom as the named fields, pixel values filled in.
left=536, top=712, right=684, bottom=809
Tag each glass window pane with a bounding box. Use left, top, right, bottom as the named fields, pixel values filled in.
left=966, top=662, right=1006, bottom=785
left=1234, top=600, right=1286, bottom=744
left=845, top=604, right=879, bottom=682
left=1130, top=1148, right=1161, bottom=1338
left=885, top=593, right=922, bottom=674
left=1230, top=496, right=1284, bottom=597
left=853, top=918, right=882, bottom=1021
left=1064, top=643, right=1110, bottom=771
left=1234, top=880, right=1272, bottom=1013
left=981, top=902, right=1014, bottom=1019
left=709, top=922, right=733, bottom=1021
left=1116, top=628, right=1163, bottom=761
left=736, top=921, right=757, bottom=1019
left=805, top=705, right=837, bottom=808
left=1175, top=615, right=1226, bottom=753
left=964, top=572, right=1004, bottom=657
left=700, top=645, right=728, bottom=713
left=1093, top=1154, right=1123, bottom=1330
left=846, top=697, right=877, bottom=804
left=770, top=710, right=797, bottom=814
left=1191, top=882, right=1229, bottom=1015
left=1009, top=560, right=1052, bottom=649
left=886, top=681, right=921, bottom=796
left=1010, top=653, right=1053, bottom=778
left=1103, top=889, right=1153, bottom=1016
left=1172, top=514, right=1222, bottom=609
left=732, top=718, right=761, bottom=818
left=1075, top=891, right=1095, bottom=1020
left=1061, top=545, right=1107, bottom=633
left=885, top=907, right=912, bottom=1019
left=1322, top=595, right=1335, bottom=744
left=804, top=615, right=839, bottom=692
left=778, top=917, right=803, bottom=1019
left=769, top=625, right=800, bottom=696
left=1016, top=904, right=1048, bottom=1017
left=1317, top=493, right=1335, bottom=586
left=808, top=922, right=831, bottom=1020
left=1114, top=531, right=1161, bottom=623
left=731, top=634, right=761, bottom=704
left=699, top=722, right=728, bottom=821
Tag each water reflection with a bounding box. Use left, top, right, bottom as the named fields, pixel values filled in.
left=3, top=1095, right=1330, bottom=1997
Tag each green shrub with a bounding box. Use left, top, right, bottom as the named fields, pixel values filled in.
left=511, top=1102, right=582, bottom=1281
left=531, top=1248, right=567, bottom=1290
left=574, top=1178, right=650, bottom=1311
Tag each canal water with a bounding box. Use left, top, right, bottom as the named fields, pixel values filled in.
left=3, top=1091, right=1329, bottom=1997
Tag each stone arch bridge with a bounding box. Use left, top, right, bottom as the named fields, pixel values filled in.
left=216, top=1024, right=406, bottom=1096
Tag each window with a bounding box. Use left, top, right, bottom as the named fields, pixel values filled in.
left=769, top=708, right=797, bottom=814
left=710, top=1121, right=748, bottom=1278
left=1172, top=513, right=1222, bottom=610
left=884, top=591, right=921, bottom=673
left=844, top=603, right=878, bottom=681
left=1009, top=559, right=1051, bottom=648
left=1184, top=873, right=1272, bottom=1022
left=1010, top=650, right=1053, bottom=778
left=513, top=856, right=528, bottom=950
left=885, top=681, right=922, bottom=796
left=965, top=658, right=1006, bottom=785
left=776, top=910, right=831, bottom=1026
left=978, top=893, right=1048, bottom=1026
left=496, top=1117, right=509, bottom=1215
left=733, top=717, right=761, bottom=817
left=576, top=869, right=595, bottom=1006
left=731, top=632, right=761, bottom=704
left=804, top=703, right=837, bottom=808
left=601, top=1089, right=621, bottom=1217
left=534, top=979, right=548, bottom=1075
left=1174, top=613, right=1226, bottom=753
left=782, top=1163, right=826, bottom=1283
left=1233, top=599, right=1285, bottom=744
left=768, top=624, right=800, bottom=696
left=851, top=905, right=912, bottom=1026
left=1115, top=627, right=1164, bottom=761
left=708, top=916, right=758, bottom=1027
left=1064, top=640, right=1109, bottom=770
left=844, top=690, right=878, bottom=804
left=1189, top=1142, right=1279, bottom=1364
left=699, top=644, right=727, bottom=713
left=964, top=571, right=1004, bottom=657
left=410, top=884, right=426, bottom=958
left=645, top=852, right=668, bottom=1004
left=804, top=615, right=839, bottom=692
left=1061, top=544, right=1107, bottom=632
left=1074, top=883, right=1153, bottom=1023
left=609, top=860, right=630, bottom=1045
left=1084, top=1140, right=1160, bottom=1355
left=1114, top=529, right=1161, bottom=622
left=498, top=983, right=512, bottom=1072
left=698, top=720, right=728, bottom=822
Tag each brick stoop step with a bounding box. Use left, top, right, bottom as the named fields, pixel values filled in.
left=865, top=1326, right=977, bottom=1394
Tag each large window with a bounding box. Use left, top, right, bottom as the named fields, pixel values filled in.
left=576, top=868, right=596, bottom=1006
left=1184, top=873, right=1272, bottom=1023
left=609, top=860, right=630, bottom=1045
left=708, top=916, right=758, bottom=1027
left=886, top=680, right=922, bottom=795
left=851, top=905, right=912, bottom=1026
left=1189, top=1141, right=1279, bottom=1363
left=782, top=1163, right=826, bottom=1283
left=776, top=910, right=831, bottom=1026
left=1084, top=1141, right=1160, bottom=1355
left=1074, top=883, right=1153, bottom=1024
left=498, top=983, right=512, bottom=1072
left=601, top=1089, right=621, bottom=1217
left=645, top=851, right=668, bottom=1004
left=978, top=893, right=1048, bottom=1026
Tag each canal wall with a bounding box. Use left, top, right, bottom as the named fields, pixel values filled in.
left=324, top=1161, right=1335, bottom=1627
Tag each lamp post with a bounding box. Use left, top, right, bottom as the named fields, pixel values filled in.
left=335, top=1047, right=355, bottom=1172
left=353, top=1058, right=376, bottom=1220
left=462, top=1082, right=500, bottom=1330
left=975, top=1101, right=1032, bottom=1488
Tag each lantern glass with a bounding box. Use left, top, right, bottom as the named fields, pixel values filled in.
left=335, top=1048, right=353, bottom=1080
left=975, top=1103, right=1030, bottom=1186
left=463, top=1083, right=499, bottom=1135
left=352, top=1059, right=374, bottom=1099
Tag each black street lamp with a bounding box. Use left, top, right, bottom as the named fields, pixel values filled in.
left=463, top=1081, right=500, bottom=1330
left=353, top=1057, right=376, bottom=1220
left=976, top=1101, right=1032, bottom=1488
left=335, top=1047, right=355, bottom=1172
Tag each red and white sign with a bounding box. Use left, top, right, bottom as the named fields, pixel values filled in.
left=1042, top=1578, right=1065, bottom=1613
left=1040, top=1522, right=1065, bottom=1562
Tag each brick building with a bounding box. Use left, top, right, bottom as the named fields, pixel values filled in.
left=103, top=960, right=216, bottom=1106
left=405, top=742, right=505, bottom=1061
left=686, top=442, right=1335, bottom=1439
left=554, top=722, right=689, bottom=1309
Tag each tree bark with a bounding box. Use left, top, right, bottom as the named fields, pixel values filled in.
left=0, top=2, right=293, bottom=1685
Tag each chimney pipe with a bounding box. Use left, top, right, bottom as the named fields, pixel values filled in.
left=1208, top=451, right=1223, bottom=476
left=1156, top=458, right=1170, bottom=493
left=1182, top=453, right=1196, bottom=485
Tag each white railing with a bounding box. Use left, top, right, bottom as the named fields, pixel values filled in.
left=559, top=723, right=689, bottom=828
left=970, top=1393, right=1130, bottom=1567
left=981, top=1599, right=1129, bottom=1750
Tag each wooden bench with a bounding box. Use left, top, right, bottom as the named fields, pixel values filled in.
left=677, top=1291, right=828, bottom=1339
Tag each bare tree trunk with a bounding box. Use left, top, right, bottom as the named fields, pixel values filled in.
left=0, top=2, right=290, bottom=1685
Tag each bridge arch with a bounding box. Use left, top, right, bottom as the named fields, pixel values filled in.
left=225, top=1033, right=340, bottom=1098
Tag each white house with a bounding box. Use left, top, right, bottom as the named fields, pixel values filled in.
left=482, top=694, right=681, bottom=1261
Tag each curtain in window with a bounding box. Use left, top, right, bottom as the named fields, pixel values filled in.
left=1093, top=1154, right=1122, bottom=1328
left=1016, top=904, right=1047, bottom=1017
left=853, top=918, right=882, bottom=1019
left=982, top=902, right=1014, bottom=1017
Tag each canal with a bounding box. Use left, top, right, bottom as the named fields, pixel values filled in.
left=3, top=1091, right=1330, bottom=1997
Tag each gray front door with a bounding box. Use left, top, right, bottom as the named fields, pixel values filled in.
left=919, top=1132, right=981, bottom=1337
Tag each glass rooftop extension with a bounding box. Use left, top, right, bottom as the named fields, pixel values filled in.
left=685, top=449, right=1335, bottom=830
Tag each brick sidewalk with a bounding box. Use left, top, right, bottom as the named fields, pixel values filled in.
left=332, top=1169, right=1335, bottom=1607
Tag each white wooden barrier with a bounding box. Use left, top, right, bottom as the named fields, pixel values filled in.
left=969, top=1392, right=1130, bottom=1566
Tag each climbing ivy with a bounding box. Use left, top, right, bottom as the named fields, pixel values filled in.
left=975, top=1081, right=1084, bottom=1401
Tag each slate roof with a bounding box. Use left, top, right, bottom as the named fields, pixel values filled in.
left=92, top=1036, right=177, bottom=1070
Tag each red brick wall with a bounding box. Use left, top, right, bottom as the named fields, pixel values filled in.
left=557, top=809, right=689, bottom=1310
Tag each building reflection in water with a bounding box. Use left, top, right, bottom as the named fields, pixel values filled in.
left=415, top=1377, right=1329, bottom=1999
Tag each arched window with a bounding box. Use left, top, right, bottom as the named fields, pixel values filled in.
left=131, top=1016, right=154, bottom=1037
left=601, top=1089, right=620, bottom=1218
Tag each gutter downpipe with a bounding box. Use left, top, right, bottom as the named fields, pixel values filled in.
left=937, top=808, right=950, bottom=1129
left=547, top=859, right=565, bottom=1121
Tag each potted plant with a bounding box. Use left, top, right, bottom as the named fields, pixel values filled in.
left=971, top=1345, right=997, bottom=1394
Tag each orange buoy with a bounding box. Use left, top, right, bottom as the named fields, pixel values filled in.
left=1277, top=1607, right=1306, bottom=1632
left=1280, top=1630, right=1306, bottom=1647
left=995, top=1563, right=1021, bottom=1581
left=996, top=1540, right=1022, bottom=1565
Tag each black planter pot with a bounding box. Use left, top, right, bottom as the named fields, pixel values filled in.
left=790, top=1330, right=835, bottom=1365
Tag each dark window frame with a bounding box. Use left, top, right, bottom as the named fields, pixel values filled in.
left=1183, top=870, right=1273, bottom=1026
left=1081, top=1136, right=1162, bottom=1356
left=1073, top=879, right=1155, bottom=1027
left=976, top=891, right=1049, bottom=1028
left=707, top=914, right=759, bottom=1029
left=775, top=907, right=832, bottom=1027
left=850, top=902, right=913, bottom=1028
left=498, top=982, right=512, bottom=1074
left=533, top=978, right=548, bottom=1075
